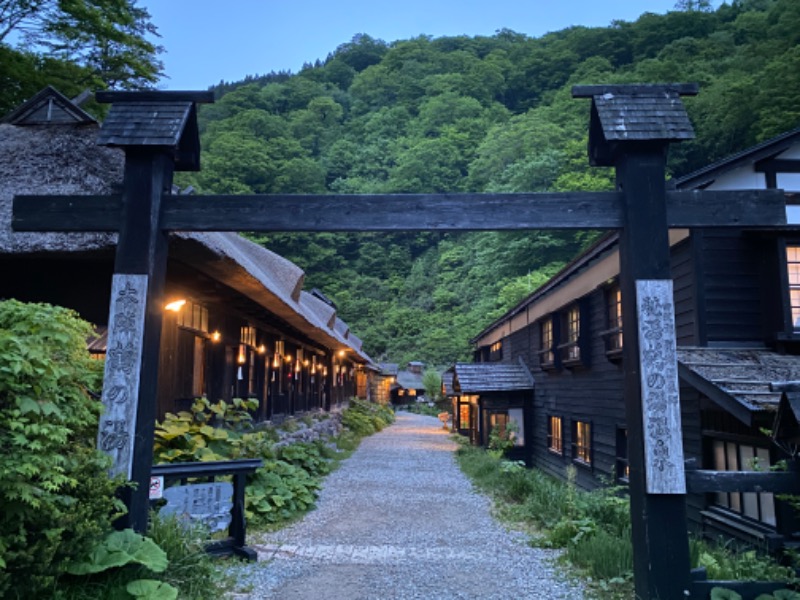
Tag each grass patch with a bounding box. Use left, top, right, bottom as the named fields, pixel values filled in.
left=454, top=438, right=798, bottom=599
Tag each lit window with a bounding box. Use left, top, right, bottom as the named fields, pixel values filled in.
left=490, top=341, right=503, bottom=360
left=176, top=301, right=209, bottom=333
left=606, top=284, right=623, bottom=352
left=572, top=420, right=592, bottom=465
left=787, top=246, right=800, bottom=329
left=240, top=325, right=256, bottom=347
left=562, top=304, right=581, bottom=361
left=712, top=440, right=775, bottom=526
left=547, top=416, right=563, bottom=454
left=459, top=403, right=471, bottom=430
left=540, top=318, right=555, bottom=366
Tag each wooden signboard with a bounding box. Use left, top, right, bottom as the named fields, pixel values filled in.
left=98, top=274, right=148, bottom=478
left=160, top=482, right=234, bottom=533
left=635, top=280, right=686, bottom=494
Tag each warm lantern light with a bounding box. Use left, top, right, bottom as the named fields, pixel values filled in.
left=165, top=299, right=186, bottom=312
left=211, top=331, right=221, bottom=342
left=258, top=344, right=267, bottom=354
left=338, top=350, right=345, bottom=357
left=284, top=355, right=292, bottom=363
left=304, top=359, right=309, bottom=367
left=272, top=355, right=280, bottom=368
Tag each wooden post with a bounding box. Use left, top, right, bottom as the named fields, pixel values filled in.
left=99, top=149, right=173, bottom=532
left=617, top=145, right=692, bottom=598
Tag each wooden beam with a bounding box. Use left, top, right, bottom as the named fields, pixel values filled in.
left=95, top=91, right=215, bottom=104
left=572, top=83, right=699, bottom=98
left=12, top=189, right=787, bottom=233
left=685, top=470, right=800, bottom=494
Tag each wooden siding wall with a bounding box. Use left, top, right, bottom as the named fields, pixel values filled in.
left=696, top=230, right=766, bottom=344
left=511, top=286, right=626, bottom=491
left=671, top=237, right=697, bottom=346
left=679, top=385, right=704, bottom=533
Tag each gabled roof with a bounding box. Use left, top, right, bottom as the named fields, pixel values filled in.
left=453, top=360, right=534, bottom=394
left=98, top=101, right=193, bottom=147
left=378, top=363, right=399, bottom=376
left=677, top=348, right=800, bottom=425
left=674, top=126, right=800, bottom=190
left=1, top=86, right=97, bottom=126
left=573, top=84, right=697, bottom=167
left=396, top=369, right=425, bottom=391
left=95, top=91, right=213, bottom=172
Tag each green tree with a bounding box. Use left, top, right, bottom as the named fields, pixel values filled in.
left=0, top=0, right=163, bottom=89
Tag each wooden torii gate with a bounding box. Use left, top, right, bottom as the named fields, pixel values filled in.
left=12, top=84, right=788, bottom=599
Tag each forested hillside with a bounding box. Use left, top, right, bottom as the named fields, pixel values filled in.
left=174, top=0, right=800, bottom=366
left=4, top=1, right=798, bottom=367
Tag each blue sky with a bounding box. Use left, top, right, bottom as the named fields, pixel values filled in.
left=142, top=1, right=704, bottom=91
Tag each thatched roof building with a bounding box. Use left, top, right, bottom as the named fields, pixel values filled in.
left=0, top=87, right=372, bottom=363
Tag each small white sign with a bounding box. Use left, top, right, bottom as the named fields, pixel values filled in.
left=149, top=476, right=164, bottom=500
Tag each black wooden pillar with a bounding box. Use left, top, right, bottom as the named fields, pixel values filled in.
left=115, top=150, right=173, bottom=531
left=617, top=144, right=692, bottom=598
left=572, top=84, right=699, bottom=599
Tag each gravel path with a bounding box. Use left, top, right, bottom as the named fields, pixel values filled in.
left=226, top=412, right=586, bottom=599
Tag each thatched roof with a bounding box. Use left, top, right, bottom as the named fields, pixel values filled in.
left=0, top=104, right=373, bottom=365
left=0, top=123, right=122, bottom=253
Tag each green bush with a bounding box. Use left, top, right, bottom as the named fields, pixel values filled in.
left=341, top=398, right=394, bottom=437
left=245, top=460, right=321, bottom=525
left=153, top=397, right=259, bottom=463
left=690, top=537, right=798, bottom=583
left=0, top=300, right=123, bottom=598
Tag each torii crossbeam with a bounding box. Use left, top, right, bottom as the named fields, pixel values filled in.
left=11, top=84, right=788, bottom=600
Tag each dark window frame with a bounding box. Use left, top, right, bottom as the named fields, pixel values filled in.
left=601, top=281, right=623, bottom=362
left=571, top=419, right=593, bottom=467
left=547, top=415, right=564, bottom=456
left=709, top=438, right=776, bottom=528
left=538, top=315, right=558, bottom=370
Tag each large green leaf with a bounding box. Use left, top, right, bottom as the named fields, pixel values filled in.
left=66, top=529, right=168, bottom=575
left=126, top=579, right=179, bottom=600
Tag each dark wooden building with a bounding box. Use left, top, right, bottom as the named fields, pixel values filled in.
left=390, top=361, right=427, bottom=405
left=446, top=360, right=534, bottom=460
left=0, top=87, right=375, bottom=421
left=468, top=126, right=800, bottom=550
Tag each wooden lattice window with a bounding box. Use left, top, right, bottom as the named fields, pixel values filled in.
left=604, top=283, right=623, bottom=354
left=547, top=416, right=563, bottom=454
left=539, top=317, right=555, bottom=367
left=712, top=439, right=776, bottom=526
left=572, top=420, right=592, bottom=465
left=176, top=301, right=208, bottom=334
left=560, top=304, right=581, bottom=362
left=787, top=246, right=800, bottom=329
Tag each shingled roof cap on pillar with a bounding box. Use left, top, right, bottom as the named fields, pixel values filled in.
left=95, top=90, right=214, bottom=172
left=572, top=83, right=698, bottom=166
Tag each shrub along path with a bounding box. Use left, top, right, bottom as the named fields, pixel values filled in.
left=226, top=412, right=585, bottom=599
